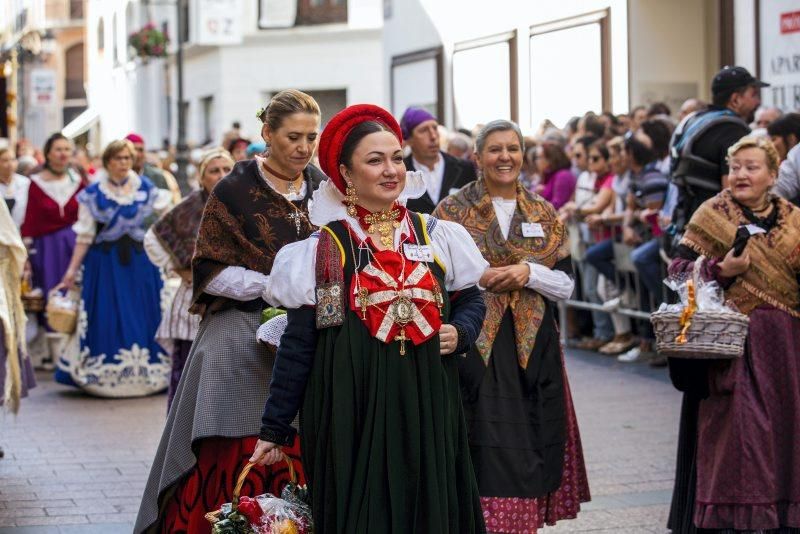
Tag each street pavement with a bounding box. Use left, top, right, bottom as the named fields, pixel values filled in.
left=0, top=349, right=681, bottom=533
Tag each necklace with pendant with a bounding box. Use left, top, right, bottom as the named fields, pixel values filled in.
left=261, top=159, right=306, bottom=234
left=361, top=208, right=401, bottom=248
left=262, top=160, right=302, bottom=196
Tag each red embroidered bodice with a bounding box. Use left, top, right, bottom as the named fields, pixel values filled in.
left=20, top=179, right=84, bottom=238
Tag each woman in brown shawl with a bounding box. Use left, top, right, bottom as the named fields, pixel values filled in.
left=135, top=90, right=326, bottom=534
left=144, top=149, right=234, bottom=409
left=667, top=136, right=800, bottom=533
left=434, top=120, right=590, bottom=534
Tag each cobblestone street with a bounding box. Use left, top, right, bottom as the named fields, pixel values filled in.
left=0, top=349, right=681, bottom=533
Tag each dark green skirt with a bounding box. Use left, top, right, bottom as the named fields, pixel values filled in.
left=300, top=312, right=486, bottom=533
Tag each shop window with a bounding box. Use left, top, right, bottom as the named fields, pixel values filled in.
left=391, top=47, right=443, bottom=121
left=70, top=0, right=84, bottom=20
left=65, top=43, right=86, bottom=100
left=529, top=10, right=610, bottom=129
left=296, top=0, right=347, bottom=26
left=452, top=32, right=518, bottom=130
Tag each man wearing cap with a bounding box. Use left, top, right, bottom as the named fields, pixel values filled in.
left=669, top=66, right=768, bottom=235
left=125, top=133, right=170, bottom=191
left=125, top=133, right=182, bottom=204
left=400, top=107, right=477, bottom=213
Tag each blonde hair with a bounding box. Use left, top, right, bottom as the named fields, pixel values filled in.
left=258, top=89, right=320, bottom=131
left=727, top=135, right=780, bottom=175
left=198, top=148, right=234, bottom=179
left=102, top=139, right=136, bottom=168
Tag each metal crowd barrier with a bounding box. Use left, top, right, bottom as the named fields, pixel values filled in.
left=557, top=223, right=669, bottom=346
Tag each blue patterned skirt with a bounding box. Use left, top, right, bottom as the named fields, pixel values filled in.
left=56, top=241, right=170, bottom=397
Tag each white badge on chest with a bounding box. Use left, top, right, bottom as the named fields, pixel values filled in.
left=403, top=243, right=434, bottom=262
left=521, top=222, right=545, bottom=238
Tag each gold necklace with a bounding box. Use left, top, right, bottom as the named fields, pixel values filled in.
left=363, top=208, right=401, bottom=248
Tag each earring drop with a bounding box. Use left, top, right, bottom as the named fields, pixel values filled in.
left=344, top=181, right=358, bottom=217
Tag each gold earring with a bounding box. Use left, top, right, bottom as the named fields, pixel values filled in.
left=344, top=181, right=358, bottom=217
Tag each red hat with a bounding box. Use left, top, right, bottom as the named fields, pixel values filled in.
left=318, top=104, right=403, bottom=195
left=125, top=133, right=145, bottom=145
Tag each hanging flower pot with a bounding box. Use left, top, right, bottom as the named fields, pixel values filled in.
left=129, top=22, right=169, bottom=60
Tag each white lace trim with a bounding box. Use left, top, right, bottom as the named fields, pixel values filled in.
left=257, top=313, right=288, bottom=347
left=308, top=169, right=426, bottom=228
left=95, top=170, right=142, bottom=205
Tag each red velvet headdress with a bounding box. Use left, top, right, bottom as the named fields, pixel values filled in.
left=318, top=104, right=403, bottom=195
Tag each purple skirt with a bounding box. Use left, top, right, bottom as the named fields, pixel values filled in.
left=695, top=306, right=800, bottom=530
left=29, top=226, right=76, bottom=301
left=0, top=321, right=36, bottom=406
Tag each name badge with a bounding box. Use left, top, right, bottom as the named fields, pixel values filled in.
left=134, top=191, right=148, bottom=202
left=744, top=224, right=767, bottom=236
left=521, top=222, right=545, bottom=238
left=403, top=244, right=434, bottom=262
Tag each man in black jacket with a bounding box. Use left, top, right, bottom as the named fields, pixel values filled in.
left=400, top=107, right=477, bottom=214
left=670, top=66, right=767, bottom=233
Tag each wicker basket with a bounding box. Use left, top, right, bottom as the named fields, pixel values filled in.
left=650, top=256, right=749, bottom=359
left=46, top=289, right=78, bottom=334
left=21, top=293, right=45, bottom=313
left=205, top=455, right=298, bottom=526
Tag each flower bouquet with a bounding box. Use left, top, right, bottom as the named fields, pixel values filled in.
left=206, top=457, right=312, bottom=534
left=128, top=22, right=169, bottom=59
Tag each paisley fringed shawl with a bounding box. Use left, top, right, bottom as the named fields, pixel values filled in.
left=434, top=179, right=569, bottom=369
left=681, top=189, right=800, bottom=318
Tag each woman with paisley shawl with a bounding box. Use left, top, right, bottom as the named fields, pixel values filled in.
left=434, top=120, right=591, bottom=534
left=251, top=104, right=489, bottom=533
left=666, top=136, right=800, bottom=533
left=135, top=90, right=326, bottom=534
left=144, top=149, right=235, bottom=409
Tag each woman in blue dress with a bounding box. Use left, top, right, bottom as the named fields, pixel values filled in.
left=55, top=139, right=173, bottom=397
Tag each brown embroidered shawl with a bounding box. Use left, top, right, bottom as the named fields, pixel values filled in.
left=434, top=179, right=569, bottom=368
left=151, top=189, right=206, bottom=270
left=190, top=159, right=325, bottom=315
left=681, top=189, right=800, bottom=318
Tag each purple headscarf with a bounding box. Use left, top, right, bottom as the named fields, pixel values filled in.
left=400, top=107, right=437, bottom=139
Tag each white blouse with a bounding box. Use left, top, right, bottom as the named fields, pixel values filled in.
left=0, top=173, right=30, bottom=228
left=73, top=171, right=173, bottom=244
left=263, top=213, right=490, bottom=309
left=491, top=197, right=575, bottom=302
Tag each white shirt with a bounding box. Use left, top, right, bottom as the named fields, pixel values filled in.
left=0, top=173, right=30, bottom=228
left=413, top=153, right=445, bottom=203
left=263, top=214, right=489, bottom=309
left=490, top=197, right=575, bottom=302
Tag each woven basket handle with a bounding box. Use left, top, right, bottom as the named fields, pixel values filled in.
left=232, top=454, right=297, bottom=507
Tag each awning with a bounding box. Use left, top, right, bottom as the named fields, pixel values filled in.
left=62, top=107, right=99, bottom=139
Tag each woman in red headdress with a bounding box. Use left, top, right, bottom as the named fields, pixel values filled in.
left=251, top=104, right=489, bottom=532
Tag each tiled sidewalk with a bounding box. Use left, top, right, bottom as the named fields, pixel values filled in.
left=0, top=350, right=681, bottom=533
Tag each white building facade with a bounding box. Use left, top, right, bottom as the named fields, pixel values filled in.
left=80, top=0, right=383, bottom=151
left=178, top=0, right=383, bottom=146
left=382, top=0, right=790, bottom=134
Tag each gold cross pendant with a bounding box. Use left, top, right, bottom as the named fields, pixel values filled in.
left=394, top=327, right=408, bottom=356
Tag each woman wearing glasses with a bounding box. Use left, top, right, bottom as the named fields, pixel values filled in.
left=55, top=139, right=173, bottom=397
